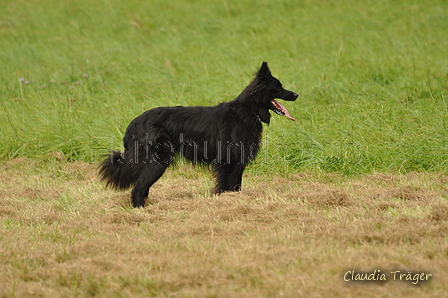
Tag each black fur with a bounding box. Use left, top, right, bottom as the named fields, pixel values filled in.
left=99, top=62, right=298, bottom=207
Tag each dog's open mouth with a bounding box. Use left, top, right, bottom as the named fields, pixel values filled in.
left=271, top=100, right=295, bottom=121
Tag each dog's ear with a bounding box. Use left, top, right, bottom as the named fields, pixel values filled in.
left=257, top=61, right=271, bottom=78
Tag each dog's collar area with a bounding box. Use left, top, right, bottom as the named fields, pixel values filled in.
left=253, top=110, right=261, bottom=123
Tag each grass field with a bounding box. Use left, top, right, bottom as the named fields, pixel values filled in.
left=1, top=0, right=448, bottom=297
left=1, top=0, right=447, bottom=174
left=1, top=158, right=448, bottom=297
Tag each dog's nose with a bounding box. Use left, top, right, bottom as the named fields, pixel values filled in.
left=293, top=93, right=299, bottom=100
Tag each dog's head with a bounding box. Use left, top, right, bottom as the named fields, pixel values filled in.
left=244, top=61, right=298, bottom=124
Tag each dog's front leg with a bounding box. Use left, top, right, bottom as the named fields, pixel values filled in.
left=212, top=164, right=246, bottom=193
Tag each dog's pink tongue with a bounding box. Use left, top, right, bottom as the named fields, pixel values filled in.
left=272, top=100, right=296, bottom=121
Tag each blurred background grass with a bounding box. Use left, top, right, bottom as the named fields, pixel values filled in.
left=1, top=0, right=447, bottom=175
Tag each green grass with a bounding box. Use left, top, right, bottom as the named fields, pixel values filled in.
left=1, top=0, right=447, bottom=175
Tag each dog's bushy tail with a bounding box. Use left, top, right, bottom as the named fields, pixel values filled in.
left=99, top=151, right=135, bottom=190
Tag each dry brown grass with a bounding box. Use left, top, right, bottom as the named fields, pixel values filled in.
left=1, top=158, right=447, bottom=297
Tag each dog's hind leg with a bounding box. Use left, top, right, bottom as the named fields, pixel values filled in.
left=131, top=163, right=168, bottom=207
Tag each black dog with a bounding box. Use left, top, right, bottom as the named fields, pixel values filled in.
left=99, top=62, right=298, bottom=207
